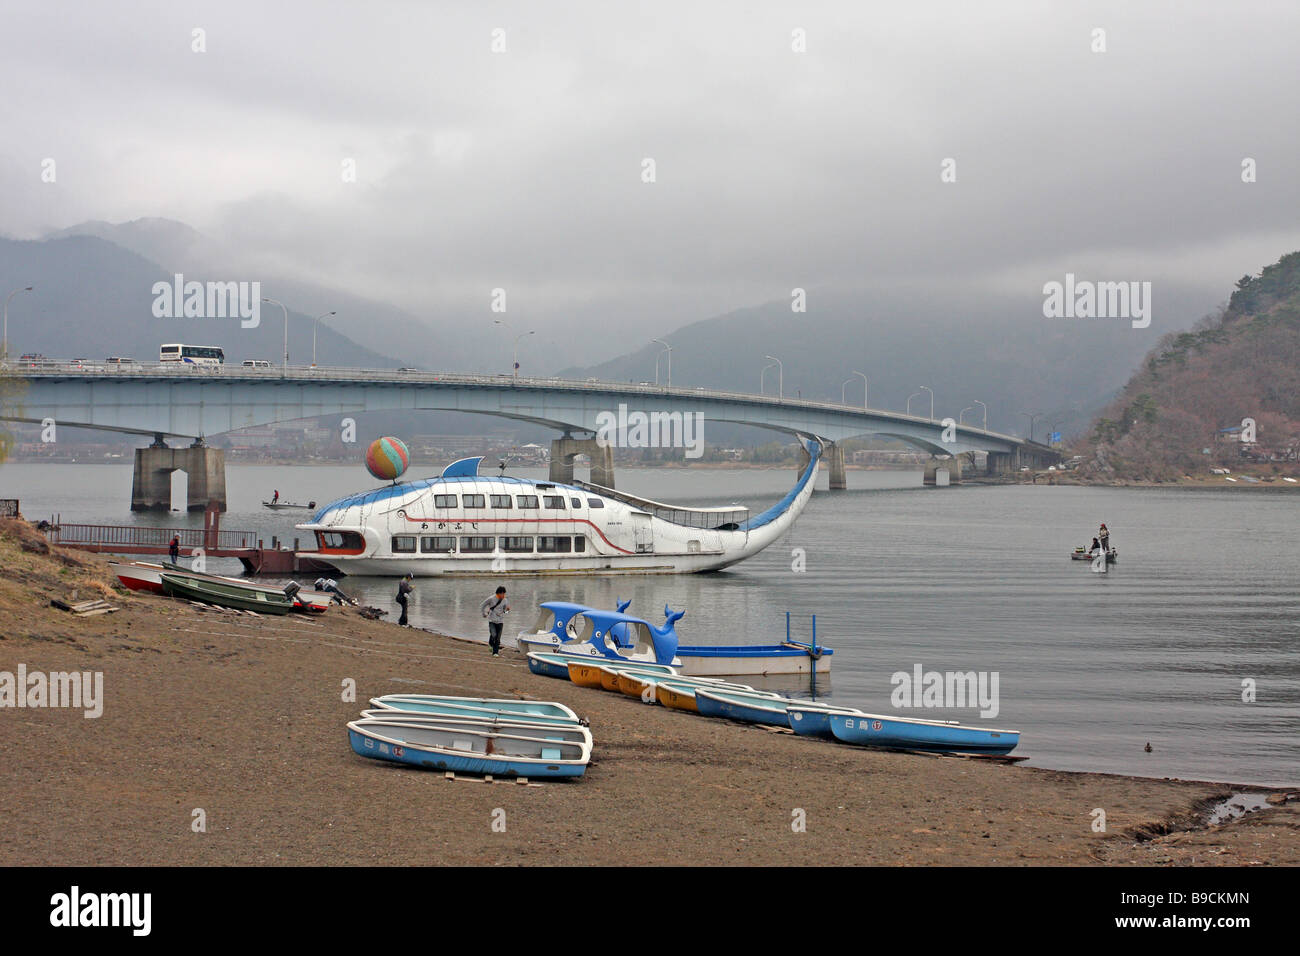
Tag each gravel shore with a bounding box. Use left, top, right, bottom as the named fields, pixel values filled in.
left=1, top=526, right=1296, bottom=866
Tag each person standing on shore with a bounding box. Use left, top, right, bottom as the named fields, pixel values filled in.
left=396, top=574, right=413, bottom=626
left=168, top=535, right=180, bottom=564
left=480, top=586, right=510, bottom=656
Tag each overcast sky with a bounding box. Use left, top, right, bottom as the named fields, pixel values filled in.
left=2, top=0, right=1298, bottom=334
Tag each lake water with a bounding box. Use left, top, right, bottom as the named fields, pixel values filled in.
left=3, top=461, right=1297, bottom=786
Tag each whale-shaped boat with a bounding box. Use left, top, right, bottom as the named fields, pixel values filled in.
left=298, top=441, right=821, bottom=576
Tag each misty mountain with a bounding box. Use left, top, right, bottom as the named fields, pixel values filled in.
left=0, top=234, right=397, bottom=369
left=558, top=290, right=1209, bottom=439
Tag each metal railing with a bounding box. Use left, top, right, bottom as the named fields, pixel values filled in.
left=5, top=360, right=1038, bottom=447
left=49, top=523, right=258, bottom=552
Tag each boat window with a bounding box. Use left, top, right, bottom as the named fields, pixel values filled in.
left=570, top=497, right=582, bottom=508
left=489, top=495, right=512, bottom=509
left=500, top=536, right=534, bottom=553
left=459, top=536, right=495, bottom=553
left=516, top=495, right=539, bottom=509
left=434, top=494, right=458, bottom=508
left=318, top=531, right=364, bottom=551
left=586, top=499, right=604, bottom=508
left=391, top=535, right=418, bottom=553
left=462, top=494, right=486, bottom=508
left=543, top=495, right=566, bottom=510
left=537, top=536, right=572, bottom=553
left=420, top=536, right=456, bottom=553
left=574, top=536, right=587, bottom=552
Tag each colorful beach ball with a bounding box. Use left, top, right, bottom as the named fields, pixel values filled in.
left=365, top=437, right=410, bottom=481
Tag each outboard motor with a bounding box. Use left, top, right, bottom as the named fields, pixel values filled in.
left=282, top=581, right=301, bottom=600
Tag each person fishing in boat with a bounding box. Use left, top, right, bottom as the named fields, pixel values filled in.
left=272, top=489, right=280, bottom=504
left=1099, top=523, right=1110, bottom=552
left=1091, top=536, right=1101, bottom=553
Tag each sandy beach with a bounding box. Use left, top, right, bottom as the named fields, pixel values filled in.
left=1, top=519, right=1296, bottom=867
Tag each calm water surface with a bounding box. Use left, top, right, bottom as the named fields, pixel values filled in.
left=3, top=461, right=1297, bottom=785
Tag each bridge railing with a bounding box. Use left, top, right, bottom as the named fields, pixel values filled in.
left=10, top=361, right=1032, bottom=445
left=48, top=523, right=259, bottom=553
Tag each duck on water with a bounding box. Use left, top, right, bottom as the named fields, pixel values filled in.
left=298, top=439, right=822, bottom=576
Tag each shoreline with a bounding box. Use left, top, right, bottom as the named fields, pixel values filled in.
left=1, top=526, right=1296, bottom=866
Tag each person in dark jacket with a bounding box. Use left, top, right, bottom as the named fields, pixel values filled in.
left=480, top=586, right=510, bottom=656
left=396, top=574, right=413, bottom=626
left=168, top=535, right=180, bottom=564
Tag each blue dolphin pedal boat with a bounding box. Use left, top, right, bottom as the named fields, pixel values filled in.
left=347, top=718, right=590, bottom=778
left=827, top=711, right=1020, bottom=755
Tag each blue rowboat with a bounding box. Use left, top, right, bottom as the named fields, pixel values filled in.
left=367, top=698, right=584, bottom=728
left=357, top=710, right=593, bottom=749
left=370, top=695, right=581, bottom=723
left=827, top=712, right=1020, bottom=755
left=786, top=703, right=865, bottom=739
left=347, top=719, right=589, bottom=778
left=526, top=652, right=577, bottom=679
left=694, top=687, right=799, bottom=728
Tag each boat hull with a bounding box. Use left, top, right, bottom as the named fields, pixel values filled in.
left=526, top=653, right=574, bottom=680
left=108, top=561, right=164, bottom=593
left=828, top=712, right=1020, bottom=755
left=160, top=573, right=295, bottom=614
left=370, top=695, right=580, bottom=722
left=656, top=684, right=699, bottom=712
left=787, top=705, right=862, bottom=739
left=694, top=689, right=793, bottom=728
left=676, top=644, right=832, bottom=676
left=347, top=724, right=586, bottom=778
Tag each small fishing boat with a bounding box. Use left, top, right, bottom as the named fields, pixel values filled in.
left=112, top=561, right=330, bottom=613
left=827, top=711, right=1020, bottom=755
left=356, top=710, right=593, bottom=749
left=786, top=703, right=865, bottom=739
left=369, top=695, right=581, bottom=723
left=1071, top=547, right=1117, bottom=564
left=347, top=718, right=590, bottom=778
left=262, top=500, right=317, bottom=510
left=694, top=687, right=801, bottom=728
left=108, top=560, right=167, bottom=594
left=160, top=572, right=296, bottom=615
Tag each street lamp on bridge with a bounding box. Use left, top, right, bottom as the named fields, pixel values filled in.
left=906, top=391, right=922, bottom=416
left=1020, top=411, right=1043, bottom=443
left=959, top=405, right=974, bottom=425
left=853, top=370, right=868, bottom=410
left=918, top=385, right=934, bottom=421
left=494, top=319, right=535, bottom=379
left=974, top=400, right=987, bottom=431
left=262, top=297, right=289, bottom=373
left=3, top=285, right=34, bottom=363
left=311, top=311, right=336, bottom=368
left=764, top=355, right=783, bottom=398
left=651, top=338, right=672, bottom=386
left=761, top=360, right=777, bottom=395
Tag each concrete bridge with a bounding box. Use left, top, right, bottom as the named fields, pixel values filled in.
left=1, top=363, right=1059, bottom=510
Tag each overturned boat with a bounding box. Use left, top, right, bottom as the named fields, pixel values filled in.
left=298, top=441, right=821, bottom=576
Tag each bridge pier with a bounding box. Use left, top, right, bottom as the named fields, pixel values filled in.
left=549, top=437, right=615, bottom=488
left=986, top=451, right=1016, bottom=476
left=923, top=455, right=962, bottom=487
left=131, top=441, right=227, bottom=512
left=827, top=442, right=847, bottom=490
